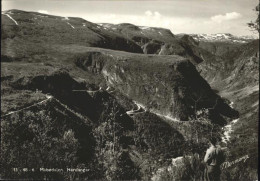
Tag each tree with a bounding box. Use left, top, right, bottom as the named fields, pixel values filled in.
left=93, top=99, right=138, bottom=180
left=0, top=110, right=80, bottom=180
left=248, top=3, right=259, bottom=33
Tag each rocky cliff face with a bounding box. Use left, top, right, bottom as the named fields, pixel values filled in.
left=174, top=34, right=259, bottom=87
left=73, top=50, right=238, bottom=122
left=197, top=40, right=259, bottom=88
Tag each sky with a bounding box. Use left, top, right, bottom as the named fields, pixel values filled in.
left=2, top=0, right=259, bottom=36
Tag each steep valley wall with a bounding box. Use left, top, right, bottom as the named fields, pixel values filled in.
left=74, top=51, right=238, bottom=122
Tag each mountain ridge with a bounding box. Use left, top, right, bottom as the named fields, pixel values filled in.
left=178, top=33, right=258, bottom=43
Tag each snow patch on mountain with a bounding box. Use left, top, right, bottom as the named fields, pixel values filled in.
left=3, top=14, right=19, bottom=25
left=66, top=22, right=75, bottom=29
left=139, top=26, right=151, bottom=30
left=188, top=33, right=257, bottom=43
left=98, top=23, right=113, bottom=28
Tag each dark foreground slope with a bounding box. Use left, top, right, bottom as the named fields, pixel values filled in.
left=0, top=67, right=186, bottom=180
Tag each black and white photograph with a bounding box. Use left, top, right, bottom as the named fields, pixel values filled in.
left=1, top=0, right=259, bottom=180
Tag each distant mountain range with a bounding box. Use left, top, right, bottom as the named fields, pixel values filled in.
left=186, top=33, right=258, bottom=43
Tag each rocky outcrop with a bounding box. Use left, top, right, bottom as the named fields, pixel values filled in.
left=158, top=43, right=186, bottom=56
left=142, top=41, right=162, bottom=54
left=99, top=23, right=177, bottom=45
left=98, top=23, right=205, bottom=64
left=11, top=70, right=85, bottom=95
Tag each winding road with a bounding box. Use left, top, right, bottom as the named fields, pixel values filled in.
left=1, top=94, right=88, bottom=121
left=126, top=102, right=146, bottom=116
left=106, top=86, right=116, bottom=94
left=72, top=87, right=102, bottom=93
left=154, top=112, right=180, bottom=122
left=73, top=86, right=116, bottom=94
left=1, top=95, right=53, bottom=118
